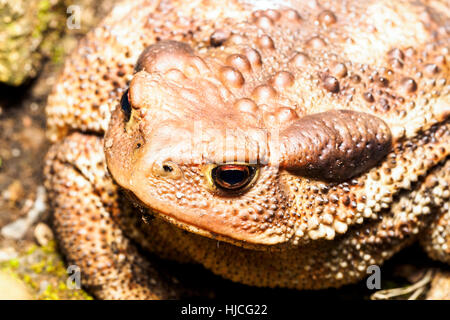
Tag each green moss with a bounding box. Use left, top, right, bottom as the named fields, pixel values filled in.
left=30, top=260, right=45, bottom=273
left=39, top=283, right=59, bottom=300
left=22, top=274, right=38, bottom=289
left=38, top=0, right=51, bottom=12
left=0, top=0, right=68, bottom=85
left=51, top=44, right=65, bottom=64
left=58, top=281, right=67, bottom=291
left=25, top=245, right=37, bottom=255
left=41, top=240, right=57, bottom=254
left=1, top=240, right=94, bottom=300
left=8, top=258, right=19, bottom=269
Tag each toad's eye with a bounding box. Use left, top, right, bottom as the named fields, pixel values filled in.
left=120, top=89, right=131, bottom=121
left=212, top=165, right=257, bottom=191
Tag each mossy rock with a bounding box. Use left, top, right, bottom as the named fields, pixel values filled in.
left=0, top=0, right=61, bottom=85
left=0, top=0, right=118, bottom=86
left=0, top=241, right=93, bottom=300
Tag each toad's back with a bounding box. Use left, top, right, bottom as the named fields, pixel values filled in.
left=47, top=0, right=449, bottom=143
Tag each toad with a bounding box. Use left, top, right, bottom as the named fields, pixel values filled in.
left=45, top=0, right=449, bottom=299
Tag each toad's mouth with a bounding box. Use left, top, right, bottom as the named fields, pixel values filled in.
left=122, top=187, right=291, bottom=251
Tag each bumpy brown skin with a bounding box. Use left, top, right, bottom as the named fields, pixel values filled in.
left=45, top=0, right=450, bottom=298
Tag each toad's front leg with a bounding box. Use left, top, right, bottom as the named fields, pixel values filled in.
left=44, top=132, right=188, bottom=299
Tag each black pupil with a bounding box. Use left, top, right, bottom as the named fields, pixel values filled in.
left=120, top=89, right=131, bottom=121
left=219, top=169, right=247, bottom=186
left=213, top=165, right=255, bottom=190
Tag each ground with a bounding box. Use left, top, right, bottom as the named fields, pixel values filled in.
left=0, top=0, right=448, bottom=300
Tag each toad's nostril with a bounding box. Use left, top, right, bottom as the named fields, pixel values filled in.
left=151, top=161, right=182, bottom=179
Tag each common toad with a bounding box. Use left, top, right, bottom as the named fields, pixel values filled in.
left=45, top=0, right=450, bottom=299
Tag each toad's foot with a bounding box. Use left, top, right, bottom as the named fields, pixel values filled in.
left=420, top=160, right=450, bottom=264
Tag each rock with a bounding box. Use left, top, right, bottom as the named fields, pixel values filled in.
left=426, top=271, right=450, bottom=300
left=2, top=180, right=24, bottom=204
left=0, top=242, right=93, bottom=299
left=1, top=218, right=29, bottom=240
left=0, top=271, right=33, bottom=299
left=0, top=0, right=62, bottom=86
left=26, top=186, right=46, bottom=222
left=34, top=222, right=54, bottom=247
left=1, top=186, right=46, bottom=240
left=0, top=0, right=119, bottom=86
left=0, top=247, right=18, bottom=262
